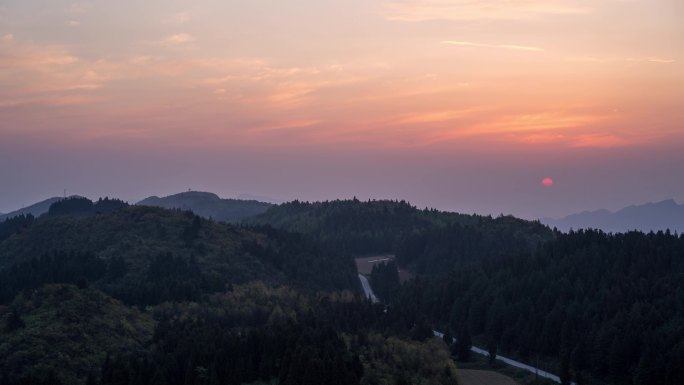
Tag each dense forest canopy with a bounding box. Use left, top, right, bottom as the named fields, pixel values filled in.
left=0, top=200, right=359, bottom=306
left=0, top=198, right=461, bottom=384
left=2, top=195, right=683, bottom=385
left=0, top=282, right=458, bottom=385
left=379, top=229, right=684, bottom=385
left=250, top=199, right=552, bottom=266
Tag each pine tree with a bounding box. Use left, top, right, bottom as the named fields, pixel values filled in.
left=456, top=327, right=472, bottom=362
left=560, top=350, right=572, bottom=385
left=442, top=329, right=453, bottom=345
left=487, top=339, right=497, bottom=366
left=3, top=307, right=24, bottom=333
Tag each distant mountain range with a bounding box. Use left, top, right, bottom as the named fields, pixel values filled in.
left=541, top=199, right=684, bottom=233
left=5, top=194, right=682, bottom=234
left=0, top=192, right=273, bottom=223
left=0, top=197, right=61, bottom=221
left=236, top=193, right=283, bottom=204
left=137, top=191, right=273, bottom=222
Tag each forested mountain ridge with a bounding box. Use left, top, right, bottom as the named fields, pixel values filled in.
left=137, top=191, right=272, bottom=222
left=0, top=194, right=461, bottom=384
left=6, top=194, right=683, bottom=385
left=0, top=197, right=61, bottom=221
left=0, top=203, right=359, bottom=306
left=381, top=229, right=684, bottom=385
left=250, top=199, right=553, bottom=270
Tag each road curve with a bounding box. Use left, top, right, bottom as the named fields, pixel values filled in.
left=357, top=274, right=573, bottom=385
left=358, top=273, right=379, bottom=303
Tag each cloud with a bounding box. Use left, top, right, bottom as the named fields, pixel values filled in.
left=632, top=57, right=676, bottom=64
left=0, top=40, right=127, bottom=107
left=441, top=41, right=544, bottom=52
left=68, top=2, right=90, bottom=14
left=68, top=20, right=81, bottom=27
left=568, top=56, right=676, bottom=64
left=382, top=0, right=592, bottom=22
left=390, top=108, right=485, bottom=125
left=163, top=33, right=194, bottom=44
left=571, top=134, right=631, bottom=148
left=1, top=33, right=13, bottom=42
left=167, top=12, right=191, bottom=24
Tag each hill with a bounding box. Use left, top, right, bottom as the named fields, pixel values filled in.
left=387, top=229, right=684, bottom=385
left=250, top=199, right=553, bottom=272
left=541, top=199, right=684, bottom=233
left=0, top=197, right=61, bottom=221
left=0, top=284, right=154, bottom=385
left=0, top=199, right=462, bottom=385
left=137, top=191, right=272, bottom=222
left=0, top=205, right=359, bottom=306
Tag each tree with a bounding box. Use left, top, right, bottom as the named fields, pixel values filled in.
left=560, top=351, right=572, bottom=385
left=442, top=329, right=453, bottom=346
left=85, top=372, right=98, bottom=385
left=410, top=317, right=434, bottom=342
left=487, top=339, right=497, bottom=366
left=456, top=327, right=472, bottom=362
left=3, top=307, right=24, bottom=333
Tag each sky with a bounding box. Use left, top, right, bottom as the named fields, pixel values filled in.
left=1, top=0, right=683, bottom=219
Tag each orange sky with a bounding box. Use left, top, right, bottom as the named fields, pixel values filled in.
left=1, top=0, right=683, bottom=217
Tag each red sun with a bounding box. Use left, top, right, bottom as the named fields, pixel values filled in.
left=542, top=177, right=554, bottom=187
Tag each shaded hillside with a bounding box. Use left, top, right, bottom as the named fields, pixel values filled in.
left=45, top=197, right=128, bottom=217
left=0, top=201, right=460, bottom=385
left=0, top=205, right=359, bottom=305
left=137, top=191, right=272, bottom=222
left=96, top=282, right=458, bottom=385
left=542, top=199, right=684, bottom=233
left=0, top=215, right=36, bottom=244
left=0, top=284, right=154, bottom=385
left=0, top=197, right=61, bottom=221
left=389, top=229, right=684, bottom=385
left=395, top=215, right=553, bottom=274
left=250, top=199, right=553, bottom=269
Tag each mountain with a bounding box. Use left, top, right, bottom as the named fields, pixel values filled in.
left=0, top=197, right=61, bottom=221
left=249, top=199, right=553, bottom=271
left=236, top=193, right=283, bottom=204
left=0, top=203, right=457, bottom=385
left=390, top=229, right=684, bottom=385
left=137, top=191, right=272, bottom=222
left=542, top=199, right=684, bottom=233
left=0, top=205, right=359, bottom=305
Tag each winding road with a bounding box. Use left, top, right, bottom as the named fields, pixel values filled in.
left=358, top=274, right=574, bottom=385
left=357, top=273, right=379, bottom=303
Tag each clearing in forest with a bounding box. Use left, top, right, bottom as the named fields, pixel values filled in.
left=354, top=255, right=413, bottom=282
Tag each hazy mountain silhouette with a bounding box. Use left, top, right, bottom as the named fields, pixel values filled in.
left=0, top=197, right=61, bottom=221
left=236, top=193, right=283, bottom=204
left=137, top=191, right=272, bottom=222
left=541, top=199, right=684, bottom=233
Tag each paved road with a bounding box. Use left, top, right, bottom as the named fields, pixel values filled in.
left=357, top=274, right=574, bottom=385
left=358, top=273, right=379, bottom=303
